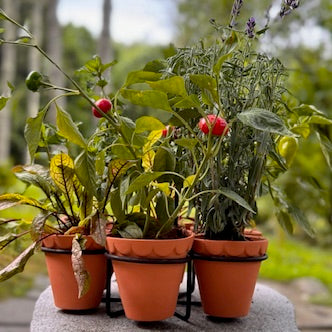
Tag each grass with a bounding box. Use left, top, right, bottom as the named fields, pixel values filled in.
left=259, top=235, right=332, bottom=300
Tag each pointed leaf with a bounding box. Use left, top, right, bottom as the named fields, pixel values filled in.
left=0, top=193, right=43, bottom=211
left=24, top=109, right=46, bottom=162
left=90, top=213, right=107, bottom=247
left=152, top=147, right=176, bottom=172
left=276, top=210, right=294, bottom=235
left=118, top=223, right=143, bottom=239
left=110, top=189, right=126, bottom=222
left=124, top=70, right=162, bottom=87
left=189, top=74, right=218, bottom=102
left=0, top=242, right=37, bottom=282
left=135, top=116, right=165, bottom=133
left=184, top=175, right=195, bottom=188
left=121, top=88, right=172, bottom=112
left=71, top=237, right=90, bottom=298
left=142, top=150, right=155, bottom=171
left=0, top=96, right=9, bottom=111
left=126, top=172, right=165, bottom=195
left=31, top=211, right=51, bottom=241
left=0, top=233, right=19, bottom=251
left=218, top=188, right=256, bottom=214
left=50, top=153, right=75, bottom=194
left=56, top=105, right=87, bottom=148
left=75, top=151, right=97, bottom=197
left=237, top=108, right=295, bottom=136
left=148, top=76, right=188, bottom=97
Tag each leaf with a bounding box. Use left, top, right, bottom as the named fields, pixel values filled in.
left=213, top=52, right=233, bottom=75
left=316, top=132, right=332, bottom=169
left=173, top=94, right=201, bottom=109
left=110, top=189, right=126, bottom=223
left=126, top=172, right=165, bottom=195
left=75, top=151, right=97, bottom=197
left=175, top=138, right=197, bottom=151
left=124, top=70, right=162, bottom=87
left=0, top=96, right=9, bottom=111
left=153, top=182, right=171, bottom=196
left=292, top=104, right=325, bottom=116
left=71, top=237, right=90, bottom=298
left=0, top=193, right=43, bottom=211
left=0, top=242, right=37, bottom=282
left=237, top=108, right=295, bottom=136
left=218, top=188, right=256, bottom=214
left=90, top=213, right=107, bottom=247
left=276, top=210, right=293, bottom=235
left=184, top=175, right=195, bottom=188
left=0, top=233, right=19, bottom=251
left=24, top=110, right=46, bottom=162
left=95, top=150, right=106, bottom=176
left=79, top=189, right=93, bottom=221
left=108, top=159, right=132, bottom=185
left=189, top=74, right=218, bottom=102
left=56, top=105, right=87, bottom=148
left=288, top=206, right=315, bottom=238
left=152, top=147, right=176, bottom=172
left=121, top=89, right=172, bottom=112
left=135, top=116, right=165, bottom=133
left=148, top=76, right=188, bottom=97
left=50, top=153, right=75, bottom=194
left=142, top=150, right=155, bottom=171
left=31, top=211, right=51, bottom=241
left=308, top=115, right=332, bottom=125
left=12, top=164, right=53, bottom=197
left=118, top=223, right=143, bottom=239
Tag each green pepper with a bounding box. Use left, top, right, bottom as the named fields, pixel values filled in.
left=278, top=136, right=298, bottom=166
left=25, top=71, right=43, bottom=92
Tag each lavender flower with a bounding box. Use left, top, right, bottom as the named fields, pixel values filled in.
left=230, top=0, right=244, bottom=27
left=245, top=17, right=256, bottom=38
left=280, top=0, right=300, bottom=18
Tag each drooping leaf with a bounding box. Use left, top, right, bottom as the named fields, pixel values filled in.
left=237, top=108, right=295, bottom=136
left=50, top=153, right=75, bottom=195
left=75, top=151, right=97, bottom=197
left=316, top=132, right=332, bottom=169
left=218, top=188, right=256, bottom=214
left=126, top=172, right=165, bottom=195
left=24, top=109, right=46, bottom=162
left=0, top=233, right=19, bottom=251
left=276, top=209, right=294, bottom=235
left=56, top=105, right=87, bottom=148
left=118, top=223, right=143, bottom=239
left=147, top=76, right=188, bottom=97
left=71, top=237, right=90, bottom=298
left=90, top=213, right=107, bottom=247
left=0, top=242, right=37, bottom=282
left=121, top=88, right=172, bottom=112
left=135, top=116, right=165, bottom=133
left=288, top=205, right=315, bottom=238
left=0, top=193, right=43, bottom=211
left=31, top=211, right=51, bottom=241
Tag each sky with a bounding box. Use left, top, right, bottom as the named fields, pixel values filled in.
left=57, top=0, right=177, bottom=45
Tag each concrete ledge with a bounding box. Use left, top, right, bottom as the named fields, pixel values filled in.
left=31, top=277, right=299, bottom=331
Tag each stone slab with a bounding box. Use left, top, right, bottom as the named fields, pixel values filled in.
left=31, top=276, right=299, bottom=332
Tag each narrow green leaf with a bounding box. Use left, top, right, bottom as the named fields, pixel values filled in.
left=75, top=151, right=97, bottom=197
left=56, top=105, right=87, bottom=148
left=218, top=188, right=256, bottom=214
left=121, top=88, right=172, bottom=112
left=135, top=116, right=165, bottom=133
left=0, top=233, right=19, bottom=251
left=126, top=172, right=165, bottom=195
left=276, top=210, right=294, bottom=235
left=238, top=108, right=295, bottom=136
left=316, top=132, right=332, bottom=169
left=110, top=189, right=126, bottom=223
left=79, top=188, right=93, bottom=221
left=24, top=109, right=46, bottom=162
left=148, top=76, right=188, bottom=97
left=0, top=242, right=37, bottom=282
left=289, top=206, right=315, bottom=238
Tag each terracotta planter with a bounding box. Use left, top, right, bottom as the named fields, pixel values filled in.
left=42, top=234, right=106, bottom=310
left=192, top=233, right=268, bottom=318
left=106, top=232, right=194, bottom=321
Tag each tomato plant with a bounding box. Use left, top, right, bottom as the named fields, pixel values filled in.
left=92, top=98, right=112, bottom=118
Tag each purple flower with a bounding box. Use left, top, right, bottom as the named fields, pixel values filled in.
left=230, top=0, right=244, bottom=27
left=245, top=17, right=256, bottom=38
left=280, top=0, right=300, bottom=18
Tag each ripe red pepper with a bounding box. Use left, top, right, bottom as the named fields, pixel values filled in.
left=198, top=114, right=229, bottom=136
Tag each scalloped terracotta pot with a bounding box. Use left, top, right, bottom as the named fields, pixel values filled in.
left=106, top=232, right=194, bottom=321
left=192, top=231, right=268, bottom=318
left=42, top=235, right=106, bottom=310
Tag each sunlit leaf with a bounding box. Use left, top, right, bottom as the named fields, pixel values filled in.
left=108, top=159, right=132, bottom=185
left=0, top=193, right=43, bottom=211
left=124, top=70, right=162, bottom=87
left=126, top=172, right=165, bottom=194
left=148, top=76, right=188, bottom=97
left=135, top=116, right=165, bottom=133
left=184, top=175, right=195, bottom=188
left=142, top=150, right=155, bottom=171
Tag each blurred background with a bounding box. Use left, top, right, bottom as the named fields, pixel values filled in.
left=0, top=0, right=331, bottom=330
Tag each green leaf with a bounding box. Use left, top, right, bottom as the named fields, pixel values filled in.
left=50, top=153, right=75, bottom=194
left=56, top=105, right=87, bottom=148
left=121, top=88, right=172, bottom=112
left=108, top=159, right=132, bottom=185
left=276, top=210, right=294, bottom=235
left=292, top=104, right=325, bottom=116
left=175, top=138, right=197, bottom=151
left=308, top=115, right=332, bottom=125
left=124, top=70, right=162, bottom=87
left=0, top=193, right=43, bottom=211
left=148, top=76, right=188, bottom=97
left=189, top=74, right=218, bottom=102
left=0, top=233, right=19, bottom=251
left=237, top=108, right=295, bottom=136
left=24, top=109, right=46, bottom=162
left=95, top=150, right=106, bottom=176
left=0, top=242, right=37, bottom=282
left=79, top=189, right=93, bottom=221
left=126, top=172, right=165, bottom=195
left=75, top=151, right=97, bottom=197
left=152, top=147, right=176, bottom=172
left=0, top=96, right=9, bottom=111
left=111, top=138, right=136, bottom=160
left=218, top=188, right=255, bottom=214
left=184, top=175, right=195, bottom=188
left=173, top=94, right=201, bottom=109
left=317, top=132, right=332, bottom=169
left=71, top=237, right=90, bottom=298
left=135, top=116, right=165, bottom=133
left=213, top=52, right=233, bottom=75
left=288, top=206, right=315, bottom=238
left=31, top=211, right=51, bottom=241
left=110, top=189, right=126, bottom=223
left=118, top=223, right=143, bottom=239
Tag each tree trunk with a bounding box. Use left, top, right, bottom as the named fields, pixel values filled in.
left=25, top=0, right=45, bottom=163
left=44, top=0, right=65, bottom=124
left=97, top=0, right=113, bottom=93
left=0, top=0, right=18, bottom=165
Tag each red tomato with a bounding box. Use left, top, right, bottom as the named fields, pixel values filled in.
left=92, top=98, right=112, bottom=118
left=198, top=114, right=229, bottom=136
